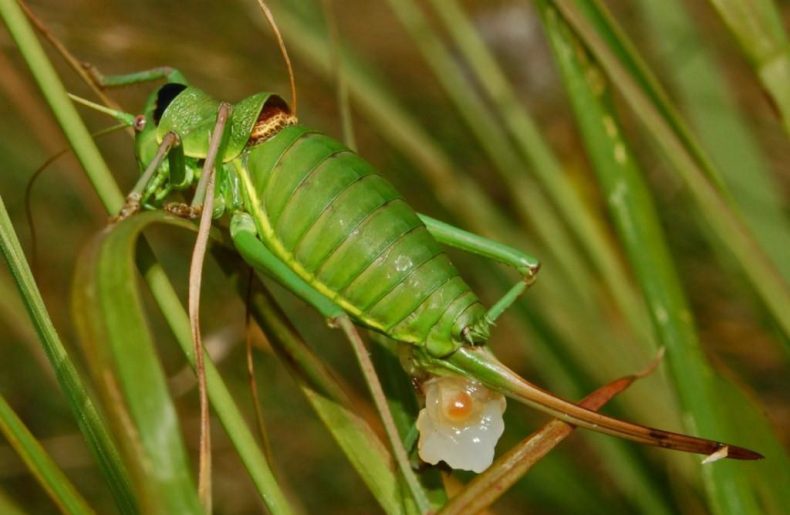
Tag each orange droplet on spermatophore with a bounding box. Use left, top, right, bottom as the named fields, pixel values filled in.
left=444, top=390, right=474, bottom=422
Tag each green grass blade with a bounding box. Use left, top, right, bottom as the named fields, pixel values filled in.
left=559, top=0, right=729, bottom=191
left=0, top=488, right=25, bottom=515
left=243, top=284, right=409, bottom=514
left=2, top=6, right=299, bottom=510
left=705, top=0, right=790, bottom=137
left=369, top=338, right=447, bottom=510
left=0, top=394, right=94, bottom=515
left=0, top=195, right=135, bottom=513
left=384, top=0, right=601, bottom=309
left=303, top=392, right=408, bottom=514
left=72, top=211, right=295, bottom=514
left=550, top=0, right=790, bottom=342
left=538, top=3, right=769, bottom=512
left=636, top=0, right=790, bottom=281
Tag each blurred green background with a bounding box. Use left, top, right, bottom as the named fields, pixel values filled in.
left=0, top=0, right=788, bottom=513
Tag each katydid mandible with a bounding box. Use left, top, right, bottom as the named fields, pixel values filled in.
left=75, top=63, right=760, bottom=463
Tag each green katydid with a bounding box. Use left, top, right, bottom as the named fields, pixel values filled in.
left=34, top=7, right=758, bottom=500
left=67, top=58, right=763, bottom=468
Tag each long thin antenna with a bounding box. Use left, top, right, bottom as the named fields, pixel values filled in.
left=19, top=2, right=128, bottom=123
left=25, top=123, right=127, bottom=276
left=320, top=0, right=356, bottom=150
left=256, top=0, right=298, bottom=116
left=67, top=93, right=137, bottom=126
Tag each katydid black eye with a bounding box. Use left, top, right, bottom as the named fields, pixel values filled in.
left=153, top=83, right=187, bottom=125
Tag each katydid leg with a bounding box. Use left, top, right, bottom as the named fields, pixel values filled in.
left=419, top=214, right=540, bottom=330
left=419, top=217, right=763, bottom=460
left=114, top=131, right=181, bottom=220
left=230, top=213, right=344, bottom=319
left=230, top=213, right=430, bottom=510
left=85, top=65, right=188, bottom=88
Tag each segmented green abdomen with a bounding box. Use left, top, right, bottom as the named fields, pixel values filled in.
left=242, top=125, right=486, bottom=352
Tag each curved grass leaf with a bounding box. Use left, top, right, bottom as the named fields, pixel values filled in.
left=72, top=211, right=295, bottom=514
left=72, top=213, right=203, bottom=514
left=0, top=395, right=93, bottom=515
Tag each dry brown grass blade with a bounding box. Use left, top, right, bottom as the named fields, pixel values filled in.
left=336, top=316, right=430, bottom=513
left=243, top=272, right=275, bottom=462
left=187, top=102, right=232, bottom=512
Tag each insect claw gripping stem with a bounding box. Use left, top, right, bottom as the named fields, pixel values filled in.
left=110, top=193, right=142, bottom=223
left=164, top=203, right=202, bottom=219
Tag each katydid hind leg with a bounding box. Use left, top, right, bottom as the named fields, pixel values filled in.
left=420, top=213, right=540, bottom=338
left=421, top=219, right=762, bottom=459
left=230, top=212, right=344, bottom=320
left=85, top=65, right=188, bottom=88
left=230, top=210, right=430, bottom=509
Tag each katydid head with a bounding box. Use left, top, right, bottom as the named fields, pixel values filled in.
left=151, top=83, right=188, bottom=125
left=139, top=83, right=295, bottom=162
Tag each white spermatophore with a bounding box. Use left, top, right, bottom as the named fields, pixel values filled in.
left=416, top=375, right=507, bottom=473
